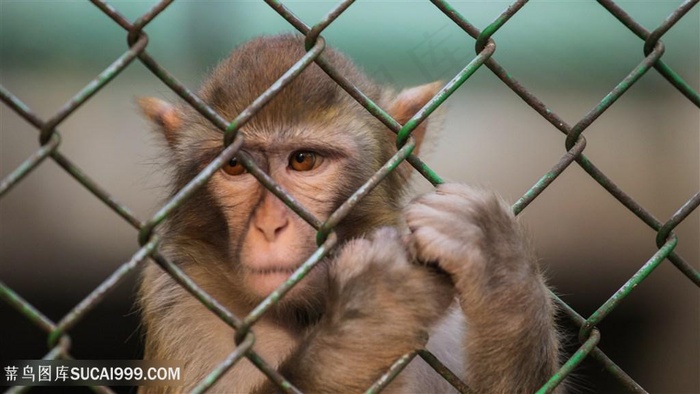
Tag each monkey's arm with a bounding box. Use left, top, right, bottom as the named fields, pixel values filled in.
left=252, top=228, right=455, bottom=394
left=405, top=183, right=559, bottom=394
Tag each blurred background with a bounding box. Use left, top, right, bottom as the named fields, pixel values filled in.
left=1, top=1, right=698, bottom=393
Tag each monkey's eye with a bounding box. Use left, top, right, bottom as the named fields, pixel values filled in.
left=289, top=151, right=320, bottom=172
left=223, top=157, right=246, bottom=176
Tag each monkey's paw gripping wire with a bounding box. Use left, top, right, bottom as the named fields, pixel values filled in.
left=432, top=0, right=698, bottom=391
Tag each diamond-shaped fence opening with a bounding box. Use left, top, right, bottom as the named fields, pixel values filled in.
left=1, top=1, right=698, bottom=393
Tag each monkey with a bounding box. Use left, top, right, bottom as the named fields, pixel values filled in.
left=137, top=34, right=559, bottom=394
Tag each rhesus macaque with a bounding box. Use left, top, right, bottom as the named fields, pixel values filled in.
left=138, top=34, right=559, bottom=394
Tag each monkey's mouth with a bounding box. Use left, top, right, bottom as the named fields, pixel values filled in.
left=243, top=257, right=330, bottom=277
left=242, top=258, right=330, bottom=298
left=242, top=264, right=305, bottom=296
left=245, top=266, right=298, bottom=275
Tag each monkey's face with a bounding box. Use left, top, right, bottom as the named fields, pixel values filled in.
left=207, top=122, right=376, bottom=302
left=139, top=34, right=436, bottom=307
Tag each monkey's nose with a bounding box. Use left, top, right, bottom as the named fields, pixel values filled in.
left=255, top=216, right=290, bottom=243
left=254, top=191, right=292, bottom=242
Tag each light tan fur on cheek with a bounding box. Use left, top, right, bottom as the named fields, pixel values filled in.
left=207, top=174, right=258, bottom=246
left=209, top=172, right=323, bottom=298
left=280, top=174, right=338, bottom=220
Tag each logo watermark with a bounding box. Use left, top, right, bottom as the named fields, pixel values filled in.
left=2, top=360, right=184, bottom=387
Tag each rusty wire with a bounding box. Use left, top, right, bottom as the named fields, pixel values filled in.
left=1, top=0, right=698, bottom=393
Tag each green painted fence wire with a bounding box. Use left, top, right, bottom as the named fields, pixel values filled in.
left=0, top=0, right=698, bottom=393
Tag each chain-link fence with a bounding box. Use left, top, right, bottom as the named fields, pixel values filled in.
left=1, top=0, right=698, bottom=393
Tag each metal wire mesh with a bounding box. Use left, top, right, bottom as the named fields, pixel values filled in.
left=1, top=1, right=698, bottom=393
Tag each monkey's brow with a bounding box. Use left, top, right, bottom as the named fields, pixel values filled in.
left=196, top=146, right=226, bottom=165
left=242, top=140, right=349, bottom=158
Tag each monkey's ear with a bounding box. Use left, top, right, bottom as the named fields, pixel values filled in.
left=387, top=81, right=443, bottom=156
left=137, top=97, right=183, bottom=146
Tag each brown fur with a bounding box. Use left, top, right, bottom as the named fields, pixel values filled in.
left=405, top=183, right=559, bottom=393
left=138, top=34, right=559, bottom=394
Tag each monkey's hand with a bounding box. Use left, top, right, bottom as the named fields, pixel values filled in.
left=404, top=183, right=535, bottom=304
left=404, top=183, right=559, bottom=393
left=329, top=227, right=455, bottom=333
left=263, top=227, right=455, bottom=394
